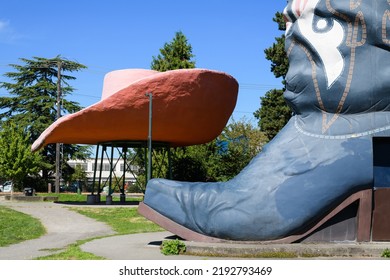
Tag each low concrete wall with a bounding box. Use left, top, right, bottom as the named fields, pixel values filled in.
left=4, top=195, right=58, bottom=202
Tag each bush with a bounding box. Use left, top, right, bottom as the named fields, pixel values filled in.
left=382, top=248, right=390, bottom=258
left=160, top=239, right=186, bottom=255
left=126, top=182, right=144, bottom=193
left=23, top=176, right=47, bottom=192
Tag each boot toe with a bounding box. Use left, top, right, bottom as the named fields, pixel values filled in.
left=143, top=178, right=191, bottom=226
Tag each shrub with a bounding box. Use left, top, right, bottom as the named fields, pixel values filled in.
left=160, top=239, right=186, bottom=255
left=381, top=248, right=390, bottom=258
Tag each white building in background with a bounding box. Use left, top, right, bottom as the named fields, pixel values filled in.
left=67, top=158, right=139, bottom=184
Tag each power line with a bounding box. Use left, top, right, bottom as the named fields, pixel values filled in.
left=72, top=93, right=100, bottom=100
left=239, top=83, right=282, bottom=91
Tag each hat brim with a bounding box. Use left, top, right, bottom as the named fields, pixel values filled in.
left=32, top=68, right=238, bottom=151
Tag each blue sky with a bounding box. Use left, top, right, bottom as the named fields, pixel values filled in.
left=0, top=0, right=287, bottom=123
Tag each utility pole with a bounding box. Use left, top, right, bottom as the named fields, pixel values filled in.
left=55, top=61, right=62, bottom=194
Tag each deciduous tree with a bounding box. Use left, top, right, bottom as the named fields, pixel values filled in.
left=0, top=122, right=48, bottom=190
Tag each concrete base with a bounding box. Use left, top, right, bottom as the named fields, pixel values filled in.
left=106, top=195, right=112, bottom=205
left=87, top=195, right=97, bottom=205
left=4, top=195, right=58, bottom=202
left=184, top=240, right=390, bottom=258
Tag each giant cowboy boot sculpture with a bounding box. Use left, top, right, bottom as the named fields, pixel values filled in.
left=139, top=0, right=390, bottom=241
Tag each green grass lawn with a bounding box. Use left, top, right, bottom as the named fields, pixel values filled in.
left=70, top=207, right=162, bottom=235
left=0, top=206, right=46, bottom=247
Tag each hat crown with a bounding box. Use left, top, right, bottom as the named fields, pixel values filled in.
left=101, top=69, right=158, bottom=100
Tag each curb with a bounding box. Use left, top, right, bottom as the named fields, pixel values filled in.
left=184, top=242, right=390, bottom=259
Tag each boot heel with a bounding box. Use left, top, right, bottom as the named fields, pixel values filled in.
left=263, top=189, right=372, bottom=244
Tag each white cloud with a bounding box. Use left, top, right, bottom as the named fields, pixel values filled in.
left=0, top=20, right=10, bottom=32
left=0, top=19, right=24, bottom=43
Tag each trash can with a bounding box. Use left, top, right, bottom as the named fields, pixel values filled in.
left=24, top=187, right=34, bottom=196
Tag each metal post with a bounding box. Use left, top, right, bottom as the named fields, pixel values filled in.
left=120, top=146, right=127, bottom=203
left=87, top=144, right=100, bottom=204
left=122, top=147, right=127, bottom=195
left=145, top=93, right=153, bottom=184
left=91, top=144, right=100, bottom=195
left=98, top=145, right=105, bottom=194
left=109, top=144, right=114, bottom=195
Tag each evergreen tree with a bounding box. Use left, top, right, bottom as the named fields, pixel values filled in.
left=0, top=56, right=90, bottom=184
left=151, top=31, right=196, bottom=71
left=0, top=56, right=86, bottom=137
left=254, top=12, right=292, bottom=140
left=264, top=12, right=289, bottom=80
left=254, top=89, right=292, bottom=139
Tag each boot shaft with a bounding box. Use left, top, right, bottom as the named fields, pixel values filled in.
left=284, top=0, right=390, bottom=135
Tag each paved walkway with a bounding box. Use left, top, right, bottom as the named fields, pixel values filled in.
left=80, top=231, right=210, bottom=260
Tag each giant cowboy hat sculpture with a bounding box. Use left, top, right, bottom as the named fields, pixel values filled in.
left=32, top=68, right=239, bottom=151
